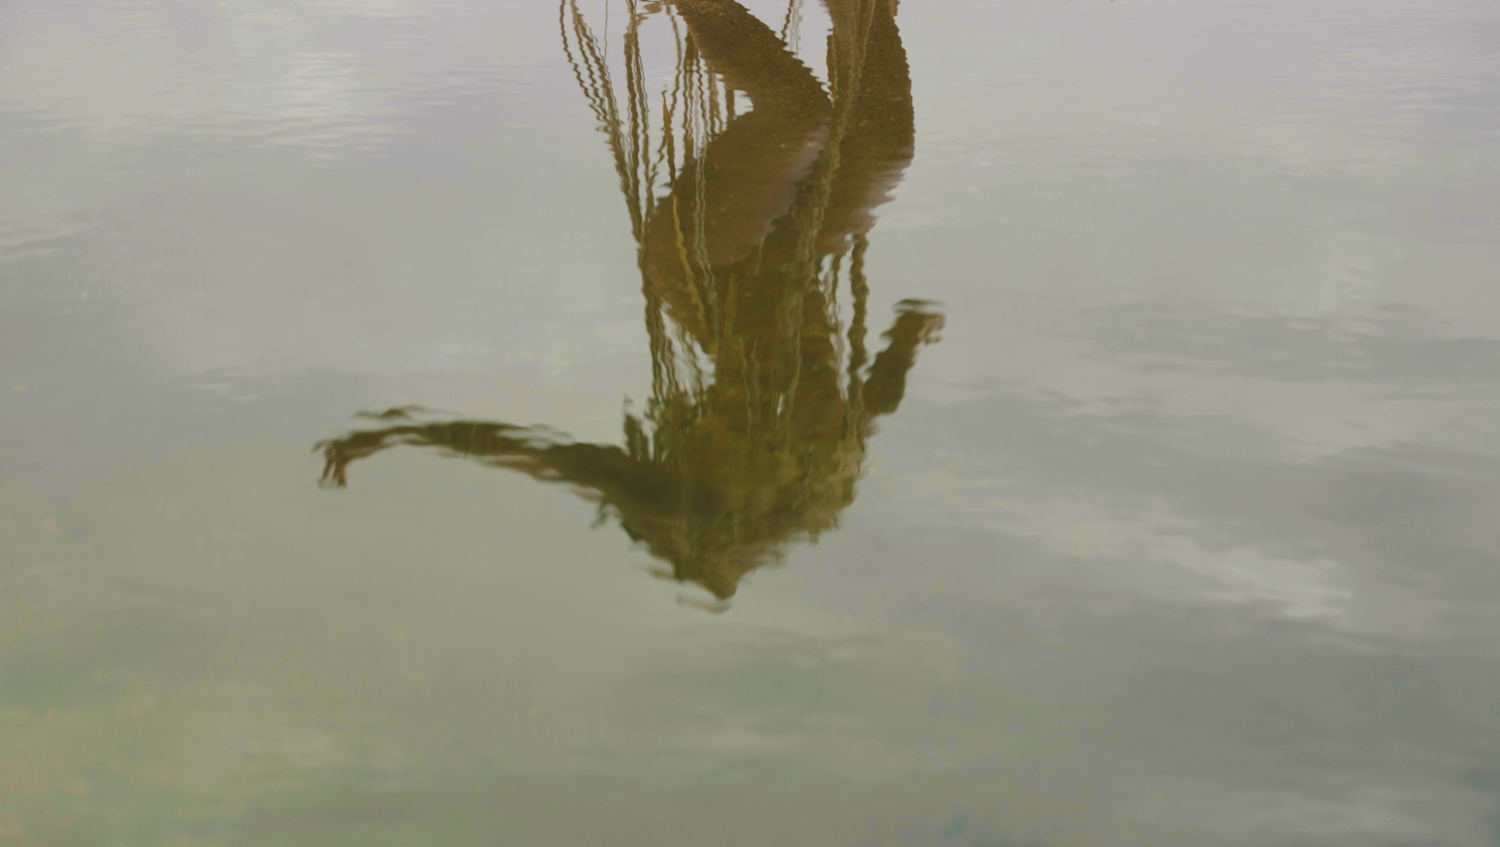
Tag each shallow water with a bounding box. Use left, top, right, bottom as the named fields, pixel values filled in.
left=3, top=0, right=1500, bottom=844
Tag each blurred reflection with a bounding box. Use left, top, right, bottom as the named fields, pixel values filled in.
left=317, top=0, right=941, bottom=604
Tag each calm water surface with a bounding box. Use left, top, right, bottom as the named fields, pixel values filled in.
left=4, top=0, right=1500, bottom=844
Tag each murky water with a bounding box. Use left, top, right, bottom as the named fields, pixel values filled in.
left=4, top=0, right=1500, bottom=843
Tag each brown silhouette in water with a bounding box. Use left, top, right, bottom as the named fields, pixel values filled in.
left=317, top=0, right=941, bottom=605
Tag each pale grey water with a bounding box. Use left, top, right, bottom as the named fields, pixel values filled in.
left=3, top=0, right=1500, bottom=844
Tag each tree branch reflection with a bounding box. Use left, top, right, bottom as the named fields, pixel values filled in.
left=317, top=0, right=941, bottom=604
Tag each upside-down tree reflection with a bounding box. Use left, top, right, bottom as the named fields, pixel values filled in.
left=316, top=0, right=942, bottom=605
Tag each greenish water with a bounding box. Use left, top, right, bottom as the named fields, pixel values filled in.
left=3, top=0, right=1500, bottom=844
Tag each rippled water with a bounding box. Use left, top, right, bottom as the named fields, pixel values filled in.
left=4, top=0, right=1500, bottom=844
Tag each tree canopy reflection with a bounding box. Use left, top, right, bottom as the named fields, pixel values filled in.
left=317, top=0, right=941, bottom=604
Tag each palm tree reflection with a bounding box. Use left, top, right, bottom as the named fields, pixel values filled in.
left=317, top=0, right=941, bottom=604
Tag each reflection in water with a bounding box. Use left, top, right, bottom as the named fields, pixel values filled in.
left=316, top=0, right=941, bottom=603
